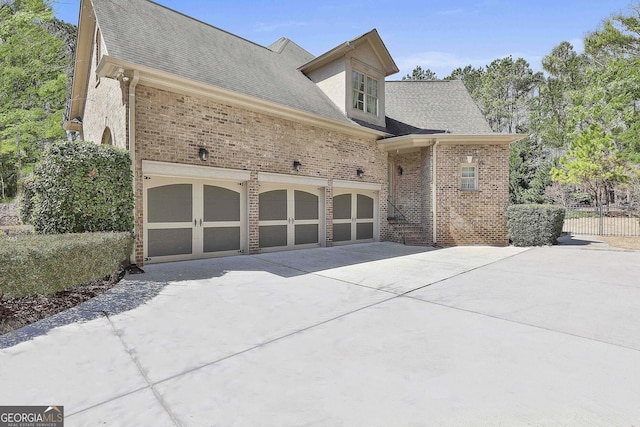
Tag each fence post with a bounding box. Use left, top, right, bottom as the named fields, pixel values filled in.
left=598, top=205, right=604, bottom=235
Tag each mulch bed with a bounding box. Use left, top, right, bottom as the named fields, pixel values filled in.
left=599, top=236, right=640, bottom=251
left=0, top=272, right=123, bottom=335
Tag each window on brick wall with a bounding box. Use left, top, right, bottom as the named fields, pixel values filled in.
left=352, top=70, right=378, bottom=116
left=461, top=165, right=477, bottom=191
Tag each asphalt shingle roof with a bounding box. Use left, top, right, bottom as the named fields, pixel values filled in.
left=91, top=0, right=492, bottom=137
left=384, top=80, right=492, bottom=135
left=92, top=0, right=350, bottom=123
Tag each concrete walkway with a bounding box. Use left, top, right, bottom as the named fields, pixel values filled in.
left=1, top=241, right=639, bottom=426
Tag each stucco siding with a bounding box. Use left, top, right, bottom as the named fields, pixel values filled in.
left=307, top=58, right=347, bottom=114
left=81, top=24, right=127, bottom=149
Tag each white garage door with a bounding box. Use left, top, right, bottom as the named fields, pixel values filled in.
left=332, top=189, right=378, bottom=244
left=258, top=183, right=323, bottom=252
left=144, top=176, right=246, bottom=263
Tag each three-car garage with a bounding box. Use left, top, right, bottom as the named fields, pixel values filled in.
left=142, top=161, right=380, bottom=263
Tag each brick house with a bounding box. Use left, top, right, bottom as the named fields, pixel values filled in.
left=66, top=0, right=524, bottom=265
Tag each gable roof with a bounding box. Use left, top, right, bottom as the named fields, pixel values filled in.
left=384, top=80, right=493, bottom=136
left=91, top=0, right=351, bottom=124
left=298, top=29, right=399, bottom=76
left=267, top=38, right=315, bottom=68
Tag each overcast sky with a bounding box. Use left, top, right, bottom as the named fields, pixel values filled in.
left=53, top=0, right=635, bottom=78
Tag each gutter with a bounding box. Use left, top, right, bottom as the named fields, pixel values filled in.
left=128, top=70, right=140, bottom=264
left=432, top=140, right=440, bottom=245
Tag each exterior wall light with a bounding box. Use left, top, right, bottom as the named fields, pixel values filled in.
left=293, top=160, right=302, bottom=172
left=357, top=168, right=364, bottom=178
left=199, top=147, right=209, bottom=161
left=397, top=166, right=403, bottom=176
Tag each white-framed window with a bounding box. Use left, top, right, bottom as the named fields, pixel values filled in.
left=461, top=165, right=478, bottom=191
left=352, top=70, right=378, bottom=116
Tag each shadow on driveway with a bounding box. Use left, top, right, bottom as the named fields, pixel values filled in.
left=0, top=243, right=435, bottom=348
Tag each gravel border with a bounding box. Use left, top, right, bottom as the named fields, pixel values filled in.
left=0, top=276, right=168, bottom=349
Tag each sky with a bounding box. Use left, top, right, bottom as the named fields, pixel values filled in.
left=52, top=0, right=636, bottom=79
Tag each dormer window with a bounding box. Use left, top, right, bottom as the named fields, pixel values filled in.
left=352, top=70, right=378, bottom=116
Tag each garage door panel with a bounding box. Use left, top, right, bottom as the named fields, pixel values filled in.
left=148, top=228, right=193, bottom=257
left=259, top=225, right=288, bottom=248
left=295, top=224, right=319, bottom=245
left=204, top=185, right=240, bottom=222
left=294, top=190, right=319, bottom=220
left=148, top=184, right=192, bottom=223
left=357, top=194, right=374, bottom=219
left=333, top=223, right=352, bottom=242
left=259, top=190, right=287, bottom=221
left=203, top=227, right=241, bottom=253
left=333, top=194, right=352, bottom=220
left=356, top=222, right=374, bottom=240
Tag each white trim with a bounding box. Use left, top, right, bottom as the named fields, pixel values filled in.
left=377, top=133, right=527, bottom=153
left=333, top=179, right=382, bottom=191
left=142, top=160, right=251, bottom=181
left=258, top=172, right=328, bottom=187
left=460, top=163, right=479, bottom=191
left=432, top=141, right=439, bottom=244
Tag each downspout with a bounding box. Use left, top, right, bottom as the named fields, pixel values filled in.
left=431, top=140, right=440, bottom=245
left=128, top=70, right=140, bottom=264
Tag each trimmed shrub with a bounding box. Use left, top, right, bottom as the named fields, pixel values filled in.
left=18, top=176, right=36, bottom=224
left=0, top=232, right=133, bottom=299
left=31, top=140, right=133, bottom=234
left=507, top=204, right=566, bottom=247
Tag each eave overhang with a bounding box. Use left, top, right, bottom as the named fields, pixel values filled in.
left=95, top=56, right=389, bottom=140
left=64, top=0, right=95, bottom=131
left=377, top=133, right=528, bottom=153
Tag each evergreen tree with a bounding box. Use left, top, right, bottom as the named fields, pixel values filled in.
left=402, top=65, right=438, bottom=80
left=0, top=0, right=75, bottom=199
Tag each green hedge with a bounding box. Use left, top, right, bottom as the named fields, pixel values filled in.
left=29, top=140, right=133, bottom=234
left=507, top=204, right=566, bottom=247
left=18, top=177, right=35, bottom=224
left=0, top=232, right=133, bottom=299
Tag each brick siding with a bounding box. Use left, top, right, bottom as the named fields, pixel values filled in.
left=133, top=85, right=389, bottom=264
left=435, top=144, right=510, bottom=246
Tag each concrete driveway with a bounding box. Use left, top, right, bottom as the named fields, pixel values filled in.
left=1, top=240, right=640, bottom=426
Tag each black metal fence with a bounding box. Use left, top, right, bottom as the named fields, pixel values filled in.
left=563, top=205, right=640, bottom=236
